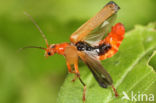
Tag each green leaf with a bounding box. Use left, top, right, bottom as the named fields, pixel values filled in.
left=57, top=23, right=156, bottom=103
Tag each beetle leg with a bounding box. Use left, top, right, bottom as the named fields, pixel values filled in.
left=72, top=62, right=80, bottom=82
left=66, top=62, right=73, bottom=73
left=64, top=46, right=86, bottom=102
left=74, top=63, right=86, bottom=102
left=71, top=74, right=87, bottom=102
left=74, top=62, right=80, bottom=75
left=78, top=77, right=86, bottom=102
left=112, top=85, right=119, bottom=97
left=66, top=62, right=79, bottom=82
left=71, top=62, right=80, bottom=82
left=71, top=74, right=78, bottom=82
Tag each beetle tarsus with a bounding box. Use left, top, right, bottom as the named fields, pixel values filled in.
left=112, top=85, right=119, bottom=97
left=78, top=77, right=86, bottom=102
left=83, top=85, right=86, bottom=102
left=71, top=73, right=80, bottom=82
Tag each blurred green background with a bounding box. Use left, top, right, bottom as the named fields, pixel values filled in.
left=0, top=0, right=156, bottom=103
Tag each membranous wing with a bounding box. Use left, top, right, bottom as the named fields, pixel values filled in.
left=78, top=51, right=113, bottom=88
left=70, top=1, right=120, bottom=45
left=85, top=14, right=117, bottom=46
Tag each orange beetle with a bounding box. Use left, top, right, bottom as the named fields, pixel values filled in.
left=21, top=1, right=125, bottom=102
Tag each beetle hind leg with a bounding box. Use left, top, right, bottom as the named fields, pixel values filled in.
left=78, top=77, right=86, bottom=102
left=112, top=85, right=119, bottom=97
left=74, top=63, right=86, bottom=102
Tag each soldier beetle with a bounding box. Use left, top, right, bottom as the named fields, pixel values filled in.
left=21, top=1, right=125, bottom=102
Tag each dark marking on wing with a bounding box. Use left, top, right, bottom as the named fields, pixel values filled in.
left=78, top=52, right=113, bottom=88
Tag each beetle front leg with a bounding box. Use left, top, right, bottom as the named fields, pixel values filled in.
left=66, top=62, right=73, bottom=73
left=66, top=62, right=79, bottom=82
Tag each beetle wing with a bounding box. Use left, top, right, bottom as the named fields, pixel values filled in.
left=84, top=14, right=117, bottom=46
left=70, top=1, right=119, bottom=44
left=78, top=51, right=113, bottom=88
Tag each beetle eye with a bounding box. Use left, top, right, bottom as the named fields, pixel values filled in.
left=47, top=52, right=51, bottom=55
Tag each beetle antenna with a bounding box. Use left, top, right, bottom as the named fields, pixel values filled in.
left=24, top=11, right=49, bottom=47
left=18, top=46, right=46, bottom=52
